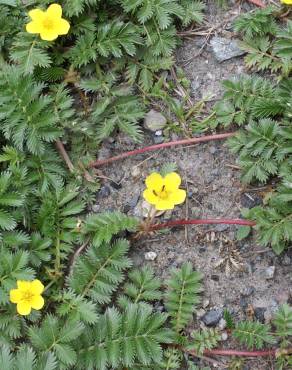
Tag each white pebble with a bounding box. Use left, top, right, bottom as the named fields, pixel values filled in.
left=221, top=332, right=228, bottom=341
left=144, top=251, right=157, bottom=261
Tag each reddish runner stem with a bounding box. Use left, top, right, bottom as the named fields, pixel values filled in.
left=247, top=0, right=265, bottom=7
left=149, top=218, right=256, bottom=231
left=89, top=132, right=236, bottom=168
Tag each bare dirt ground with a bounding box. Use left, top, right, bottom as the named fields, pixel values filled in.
left=93, top=1, right=291, bottom=369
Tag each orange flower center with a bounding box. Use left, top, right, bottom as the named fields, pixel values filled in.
left=43, top=17, right=54, bottom=30
left=153, top=186, right=169, bottom=200
left=21, top=290, right=34, bottom=302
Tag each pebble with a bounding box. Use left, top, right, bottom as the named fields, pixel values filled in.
left=202, top=308, right=223, bottom=326
left=214, top=224, right=229, bottom=232
left=131, top=166, right=141, bottom=178
left=218, top=318, right=227, bottom=330
left=196, top=309, right=206, bottom=318
left=202, top=298, right=210, bottom=308
left=144, top=251, right=157, bottom=261
left=221, top=332, right=228, bottom=341
left=209, top=146, right=217, bottom=154
left=211, top=274, right=220, bottom=282
left=153, top=136, right=164, bottom=144
left=144, top=110, right=167, bottom=132
left=282, top=255, right=291, bottom=266
left=98, top=185, right=111, bottom=198
left=265, top=266, right=275, bottom=280
left=155, top=130, right=163, bottom=136
left=210, top=36, right=246, bottom=62
left=254, top=307, right=266, bottom=323
left=240, top=286, right=255, bottom=297
left=125, top=194, right=140, bottom=211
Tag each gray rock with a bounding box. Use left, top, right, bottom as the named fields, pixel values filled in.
left=144, top=251, right=157, bottom=261
left=98, top=186, right=111, bottom=198
left=265, top=266, right=275, bottom=280
left=91, top=204, right=100, bottom=212
left=282, top=255, right=291, bottom=266
left=202, top=308, right=223, bottom=326
left=240, top=286, right=255, bottom=297
left=214, top=224, right=229, bottom=232
left=155, top=130, right=163, bottom=136
left=221, top=332, right=228, bottom=341
left=218, top=318, right=227, bottom=330
left=209, top=146, right=217, bottom=154
left=210, top=36, right=246, bottom=62
left=153, top=136, right=164, bottom=144
left=254, top=307, right=266, bottom=323
left=144, top=110, right=167, bottom=132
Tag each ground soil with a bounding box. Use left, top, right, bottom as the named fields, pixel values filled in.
left=93, top=1, right=291, bottom=369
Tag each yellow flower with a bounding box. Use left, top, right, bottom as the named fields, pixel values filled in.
left=10, top=279, right=45, bottom=316
left=143, top=172, right=186, bottom=211
left=26, top=4, right=70, bottom=41
left=281, top=0, right=292, bottom=4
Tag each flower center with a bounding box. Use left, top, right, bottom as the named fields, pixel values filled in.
left=43, top=17, right=54, bottom=30
left=153, top=185, right=169, bottom=200
left=21, top=290, right=34, bottom=302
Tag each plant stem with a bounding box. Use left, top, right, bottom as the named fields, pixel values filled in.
left=148, top=218, right=256, bottom=231
left=185, top=347, right=277, bottom=358
left=55, top=139, right=74, bottom=173
left=89, top=132, right=236, bottom=168
left=247, top=0, right=265, bottom=7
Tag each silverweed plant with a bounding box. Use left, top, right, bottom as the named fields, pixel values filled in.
left=0, top=1, right=291, bottom=369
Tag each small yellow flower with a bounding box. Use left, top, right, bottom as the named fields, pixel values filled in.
left=26, top=4, right=70, bottom=41
left=10, top=279, right=45, bottom=316
left=281, top=0, right=292, bottom=4
left=143, top=172, right=186, bottom=211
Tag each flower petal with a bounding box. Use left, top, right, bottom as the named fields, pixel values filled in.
left=47, top=3, right=62, bottom=18
left=55, top=19, right=70, bottom=35
left=10, top=289, right=21, bottom=303
left=28, top=9, right=45, bottom=21
left=31, top=295, right=44, bottom=310
left=143, top=189, right=159, bottom=205
left=40, top=30, right=59, bottom=41
left=155, top=199, right=174, bottom=211
left=26, top=21, right=42, bottom=34
left=145, top=173, right=163, bottom=192
left=17, top=281, right=31, bottom=291
left=31, top=280, right=44, bottom=295
left=169, top=189, right=186, bottom=205
left=17, top=302, right=31, bottom=316
left=164, top=172, right=181, bottom=192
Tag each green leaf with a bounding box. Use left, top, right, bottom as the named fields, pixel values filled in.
left=236, top=225, right=251, bottom=240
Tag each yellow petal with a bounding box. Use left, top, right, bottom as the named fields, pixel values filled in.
left=55, top=19, right=70, bottom=35
left=17, top=281, right=31, bottom=291
left=17, top=302, right=31, bottom=316
left=47, top=3, right=62, bottom=18
left=40, top=30, right=59, bottom=41
left=143, top=189, right=159, bottom=205
left=169, top=189, right=186, bottom=205
left=155, top=199, right=174, bottom=211
left=31, top=280, right=44, bottom=295
left=281, top=0, right=292, bottom=4
left=145, top=173, right=163, bottom=192
left=10, top=289, right=21, bottom=303
left=164, top=172, right=181, bottom=192
left=28, top=9, right=45, bottom=21
left=26, top=21, right=42, bottom=34
left=31, top=295, right=44, bottom=310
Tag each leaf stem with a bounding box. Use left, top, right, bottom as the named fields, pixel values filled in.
left=89, top=132, right=236, bottom=168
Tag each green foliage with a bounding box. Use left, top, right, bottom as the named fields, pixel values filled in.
left=273, top=304, right=292, bottom=339
left=165, top=262, right=202, bottom=332
left=189, top=328, right=220, bottom=355
left=223, top=309, right=235, bottom=330
left=76, top=303, right=172, bottom=370
left=233, top=321, right=275, bottom=349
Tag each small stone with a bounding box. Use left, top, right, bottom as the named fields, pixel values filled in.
left=240, top=296, right=248, bottom=310
left=209, top=146, right=217, bottom=154
left=282, top=255, right=291, bottom=266
left=98, top=185, right=111, bottom=198
left=199, top=247, right=206, bottom=254
left=134, top=200, right=164, bottom=218
left=211, top=274, right=220, bottom=282
left=126, top=194, right=140, bottom=210
left=265, top=266, right=275, bottom=280
left=202, top=309, right=223, bottom=326
left=144, top=251, right=157, bottom=261
left=218, top=318, right=227, bottom=330
left=131, top=166, right=141, bottom=178
left=155, top=130, right=163, bottom=136
left=196, top=309, right=206, bottom=318
left=214, top=224, right=229, bottom=232
left=153, top=136, right=164, bottom=144
left=254, top=307, right=266, bottom=324
left=202, top=298, right=210, bottom=308
left=210, top=36, right=246, bottom=62
left=91, top=204, right=100, bottom=212
left=144, top=110, right=167, bottom=132
left=240, top=286, right=255, bottom=297
left=221, top=332, right=228, bottom=341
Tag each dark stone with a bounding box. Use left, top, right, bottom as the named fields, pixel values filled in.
left=110, top=181, right=122, bottom=190
left=199, top=247, right=206, bottom=254
left=98, top=186, right=111, bottom=198
left=211, top=274, right=219, bottom=281
left=240, top=296, right=248, bottom=310
left=210, top=37, right=246, bottom=62
left=240, top=193, right=262, bottom=208
left=254, top=307, right=266, bottom=324
left=202, top=309, right=223, bottom=326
